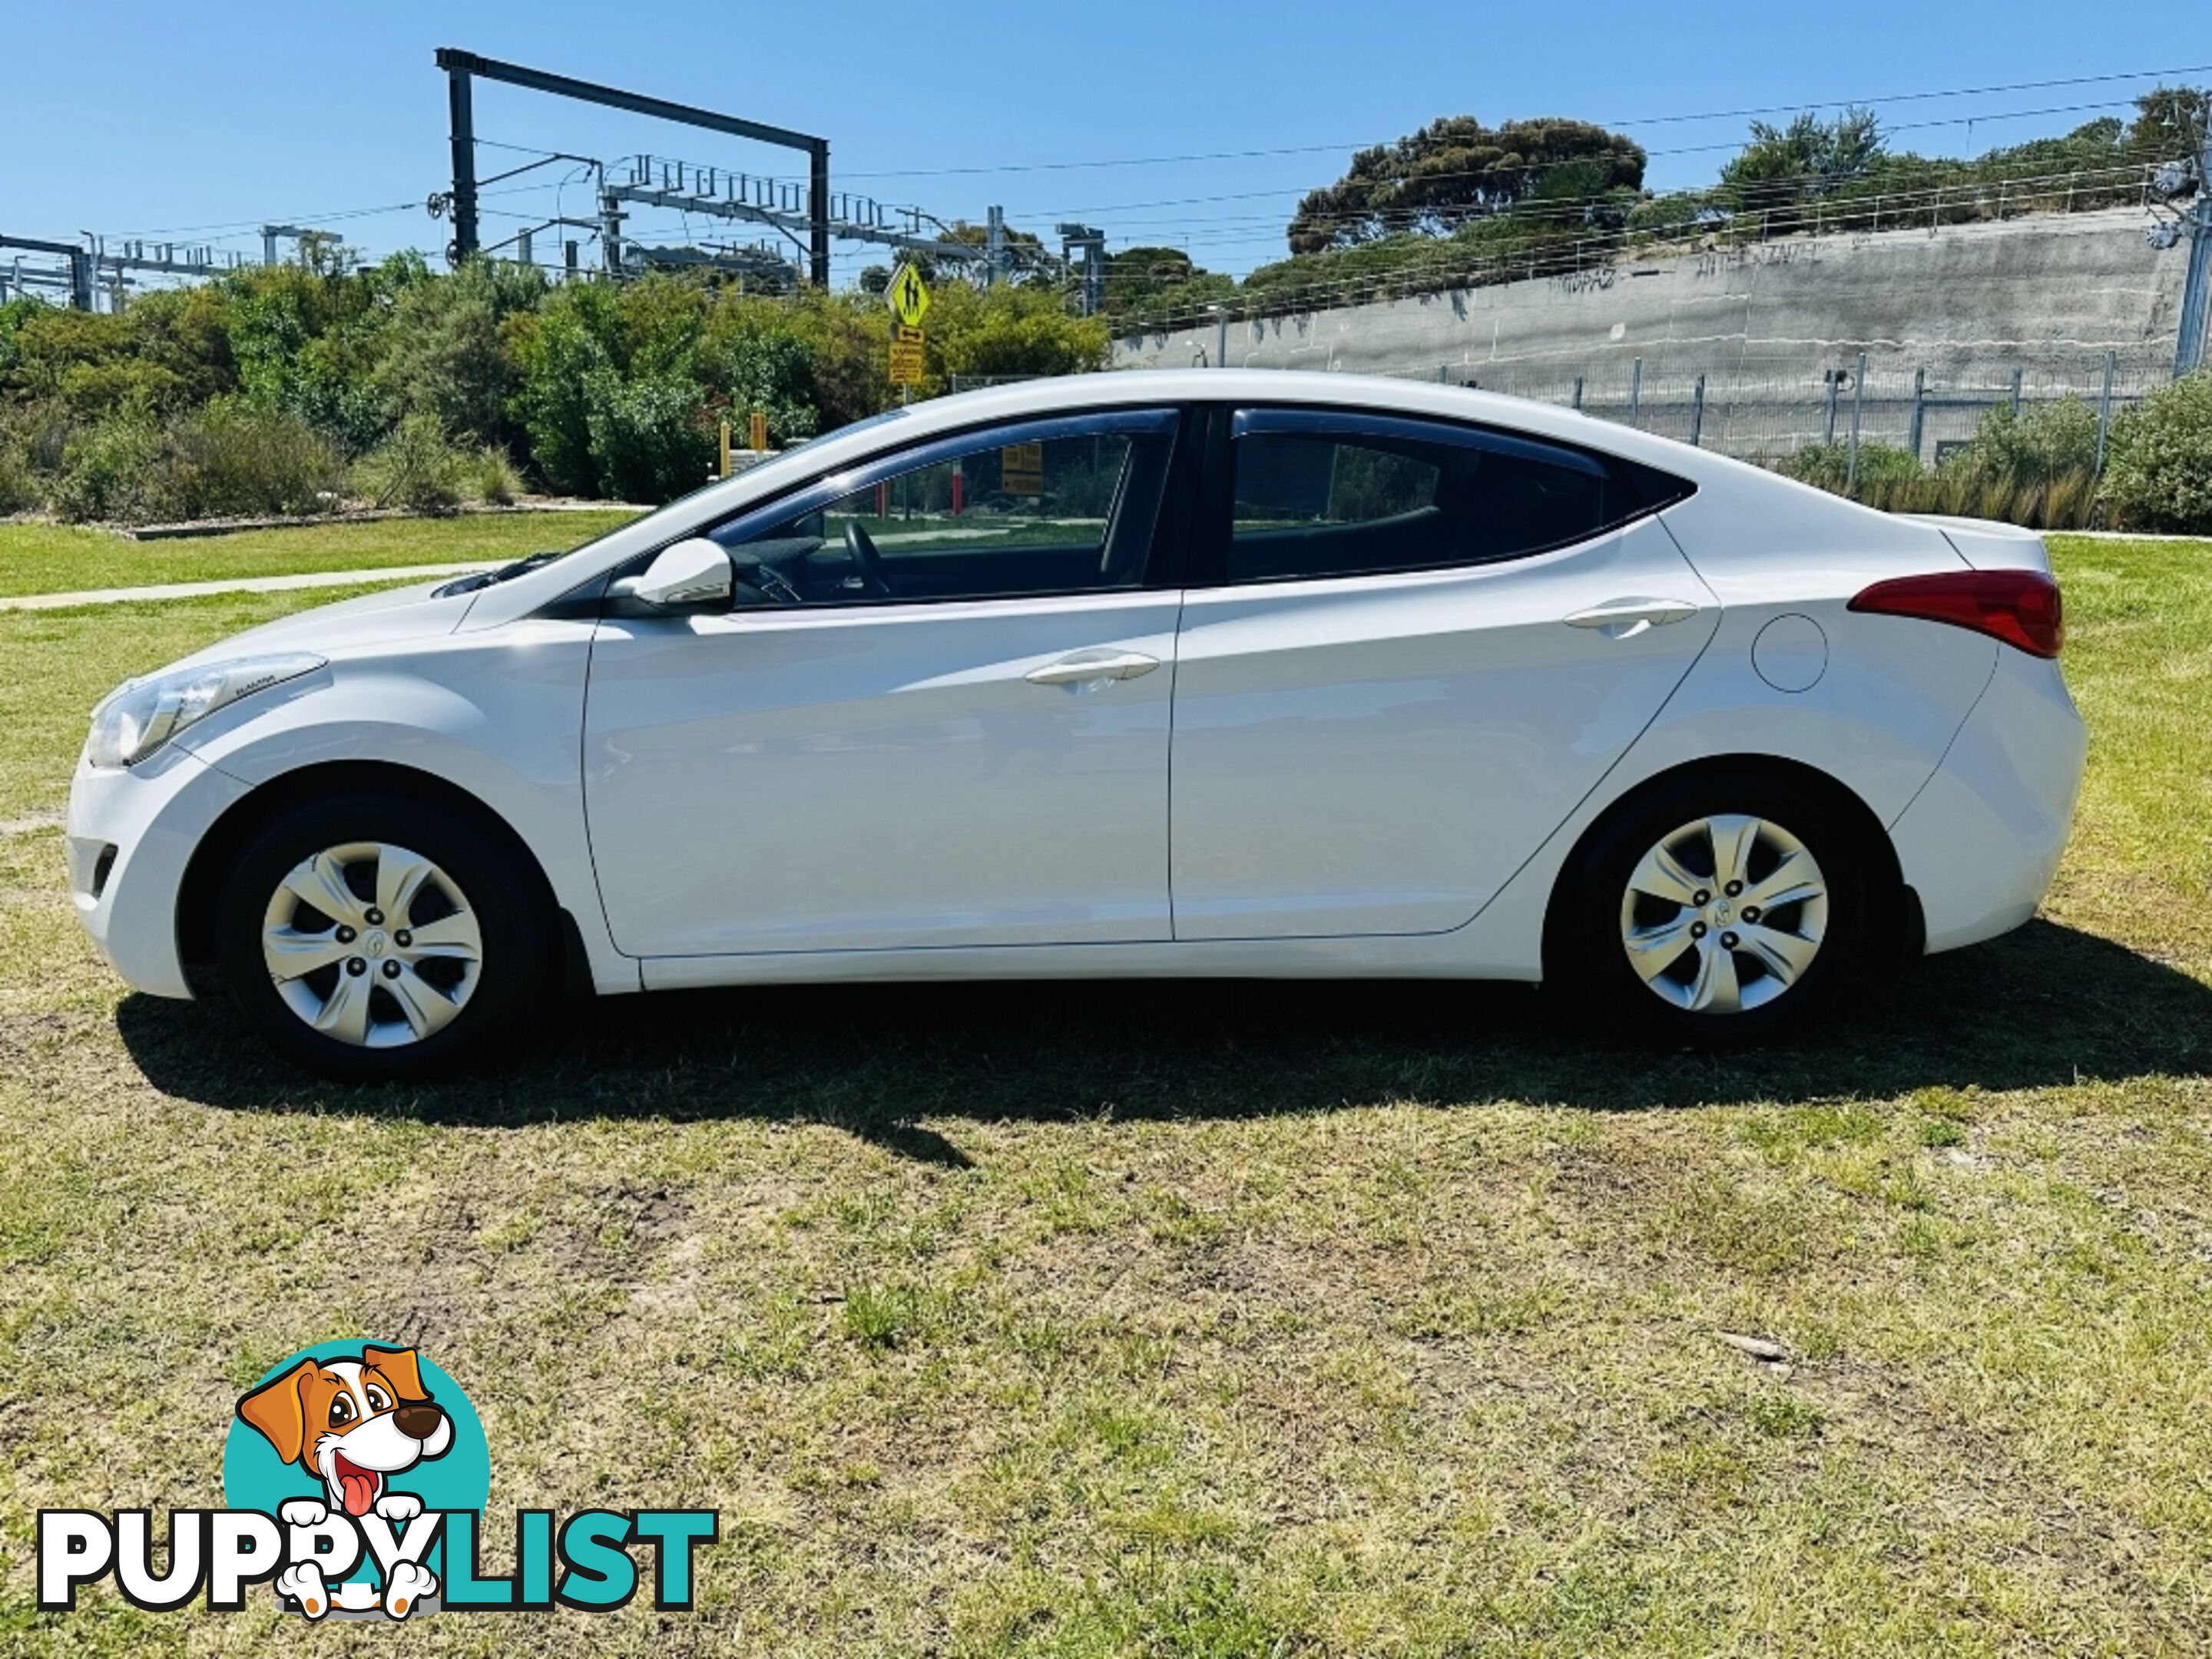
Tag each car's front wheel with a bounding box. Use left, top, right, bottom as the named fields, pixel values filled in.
left=215, top=795, right=552, bottom=1078
left=1551, top=771, right=1879, bottom=1043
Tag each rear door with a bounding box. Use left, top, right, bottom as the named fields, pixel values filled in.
left=1169, top=406, right=1716, bottom=940
left=583, top=407, right=1197, bottom=958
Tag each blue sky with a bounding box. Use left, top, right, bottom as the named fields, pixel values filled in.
left=8, top=1, right=2204, bottom=284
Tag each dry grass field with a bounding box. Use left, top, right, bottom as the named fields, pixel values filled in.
left=0, top=527, right=2207, bottom=1657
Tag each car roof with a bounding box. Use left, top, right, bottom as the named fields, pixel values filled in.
left=875, top=369, right=1734, bottom=480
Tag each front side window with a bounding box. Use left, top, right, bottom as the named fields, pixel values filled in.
left=714, top=411, right=1177, bottom=607
left=1227, top=410, right=1673, bottom=584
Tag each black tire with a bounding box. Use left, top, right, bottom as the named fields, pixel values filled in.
left=215, top=793, right=553, bottom=1080
left=1546, top=769, right=1880, bottom=1046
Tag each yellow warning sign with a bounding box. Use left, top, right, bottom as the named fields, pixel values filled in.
left=886, top=262, right=931, bottom=328
left=889, top=323, right=926, bottom=386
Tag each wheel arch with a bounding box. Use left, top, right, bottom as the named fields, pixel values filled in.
left=1540, top=753, right=1914, bottom=979
left=175, top=760, right=584, bottom=988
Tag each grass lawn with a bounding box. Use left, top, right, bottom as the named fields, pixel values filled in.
left=0, top=509, right=642, bottom=598
left=0, top=536, right=2207, bottom=1655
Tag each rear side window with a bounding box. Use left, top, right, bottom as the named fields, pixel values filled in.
left=1226, top=409, right=1687, bottom=584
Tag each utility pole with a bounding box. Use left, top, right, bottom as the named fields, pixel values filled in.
left=435, top=48, right=832, bottom=286
left=2175, top=131, right=2212, bottom=376
left=0, top=236, right=94, bottom=310
left=446, top=62, right=478, bottom=260
left=1057, top=223, right=1105, bottom=316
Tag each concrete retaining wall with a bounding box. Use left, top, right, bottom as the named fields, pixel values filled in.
left=1112, top=210, right=2187, bottom=389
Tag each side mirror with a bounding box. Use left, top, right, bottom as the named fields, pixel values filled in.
left=624, top=538, right=733, bottom=610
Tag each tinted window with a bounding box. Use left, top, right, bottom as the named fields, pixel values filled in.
left=1227, top=412, right=1660, bottom=584
left=715, top=413, right=1175, bottom=607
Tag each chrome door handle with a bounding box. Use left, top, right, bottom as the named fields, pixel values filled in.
left=1564, top=597, right=1700, bottom=639
left=1026, top=649, right=1161, bottom=686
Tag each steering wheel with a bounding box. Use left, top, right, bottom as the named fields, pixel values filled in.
left=843, top=520, right=890, bottom=598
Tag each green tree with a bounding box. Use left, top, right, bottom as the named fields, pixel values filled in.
left=1717, top=108, right=1886, bottom=210
left=1287, top=117, right=1647, bottom=253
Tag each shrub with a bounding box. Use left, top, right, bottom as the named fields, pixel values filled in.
left=1942, top=396, right=2101, bottom=482
left=2101, top=371, right=2212, bottom=533
left=166, top=400, right=345, bottom=518
left=469, top=445, right=522, bottom=506
left=51, top=417, right=166, bottom=522
left=0, top=446, right=33, bottom=515
left=352, top=412, right=469, bottom=512
left=581, top=368, right=714, bottom=503
left=1776, top=441, right=1922, bottom=495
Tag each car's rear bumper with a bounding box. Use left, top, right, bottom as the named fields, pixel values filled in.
left=1889, top=647, right=2086, bottom=954
left=65, top=747, right=251, bottom=999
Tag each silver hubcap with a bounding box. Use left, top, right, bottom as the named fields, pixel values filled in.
left=260, top=842, right=483, bottom=1048
left=1619, top=815, right=1829, bottom=1015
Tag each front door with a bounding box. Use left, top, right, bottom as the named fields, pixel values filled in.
left=1170, top=407, right=1717, bottom=940
left=584, top=408, right=1190, bottom=958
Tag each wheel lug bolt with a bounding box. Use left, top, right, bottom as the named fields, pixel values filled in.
left=1742, top=906, right=1761, bottom=924
left=1693, top=890, right=1711, bottom=906
left=1721, top=932, right=1740, bottom=949
left=1690, top=922, right=1707, bottom=939
left=346, top=958, right=366, bottom=975
left=382, top=960, right=402, bottom=979
left=335, top=926, right=356, bottom=944
left=393, top=929, right=412, bottom=948
left=364, top=908, right=385, bottom=926
left=1724, top=881, right=1743, bottom=898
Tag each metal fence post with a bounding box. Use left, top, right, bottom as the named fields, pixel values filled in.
left=1628, top=357, right=1642, bottom=427
left=2096, top=348, right=2117, bottom=473
left=2009, top=366, right=2024, bottom=417
left=1437, top=364, right=1449, bottom=383
left=1823, top=371, right=1840, bottom=446
left=1846, top=351, right=1868, bottom=495
left=1690, top=373, right=1706, bottom=447
left=1571, top=376, right=1584, bottom=412
left=1907, top=366, right=1927, bottom=463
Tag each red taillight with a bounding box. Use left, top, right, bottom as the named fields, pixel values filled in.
left=1848, top=568, right=2063, bottom=658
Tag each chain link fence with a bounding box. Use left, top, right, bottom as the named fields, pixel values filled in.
left=1389, top=346, right=2169, bottom=472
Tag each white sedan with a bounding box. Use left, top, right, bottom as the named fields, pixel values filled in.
left=66, top=371, right=2084, bottom=1076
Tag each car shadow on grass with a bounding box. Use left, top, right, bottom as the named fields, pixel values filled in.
left=118, top=919, right=2210, bottom=1161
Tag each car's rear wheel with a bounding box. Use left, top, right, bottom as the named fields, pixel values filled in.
left=215, top=796, right=551, bottom=1078
left=1551, top=771, right=1877, bottom=1044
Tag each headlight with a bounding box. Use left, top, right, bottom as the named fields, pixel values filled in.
left=85, top=653, right=324, bottom=770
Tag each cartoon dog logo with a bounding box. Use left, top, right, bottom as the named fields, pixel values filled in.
left=235, top=1344, right=451, bottom=1618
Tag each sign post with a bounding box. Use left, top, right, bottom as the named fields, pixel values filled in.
left=886, top=262, right=929, bottom=392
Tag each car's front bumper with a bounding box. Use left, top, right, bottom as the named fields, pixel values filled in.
left=65, top=746, right=252, bottom=999
left=1889, top=647, right=2087, bottom=954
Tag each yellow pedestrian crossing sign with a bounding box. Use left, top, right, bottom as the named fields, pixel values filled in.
left=886, top=262, right=930, bottom=328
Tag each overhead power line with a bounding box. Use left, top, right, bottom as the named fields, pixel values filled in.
left=827, top=61, right=2212, bottom=180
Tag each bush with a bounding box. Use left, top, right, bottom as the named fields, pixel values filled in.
left=469, top=445, right=522, bottom=506
left=1776, top=441, right=1922, bottom=495
left=352, top=412, right=470, bottom=512
left=1942, top=396, right=2101, bottom=482
left=0, top=447, right=34, bottom=515
left=166, top=400, right=345, bottom=518
left=582, top=368, right=714, bottom=503
left=44, top=402, right=346, bottom=524
left=2101, top=371, right=2212, bottom=533
left=51, top=417, right=167, bottom=522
